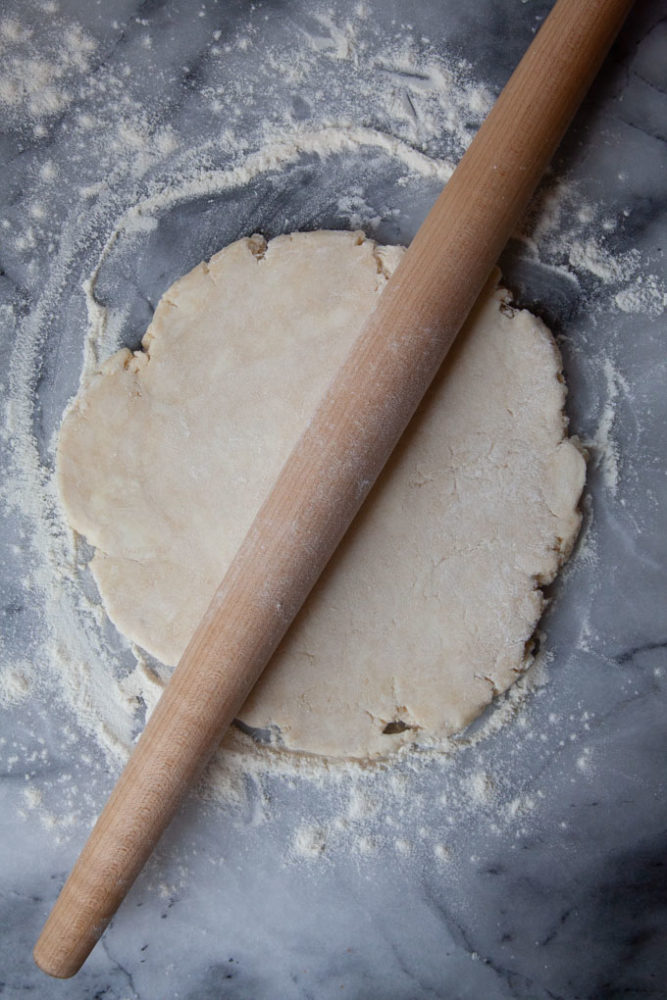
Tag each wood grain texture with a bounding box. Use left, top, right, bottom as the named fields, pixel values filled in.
left=34, top=0, right=634, bottom=978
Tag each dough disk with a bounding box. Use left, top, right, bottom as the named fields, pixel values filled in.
left=57, top=230, right=585, bottom=759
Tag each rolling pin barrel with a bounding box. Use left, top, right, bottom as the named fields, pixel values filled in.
left=34, top=0, right=634, bottom=978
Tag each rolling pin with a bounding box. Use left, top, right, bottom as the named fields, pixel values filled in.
left=34, top=0, right=634, bottom=978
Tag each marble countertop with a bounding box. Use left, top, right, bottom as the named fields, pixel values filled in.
left=1, top=1, right=666, bottom=997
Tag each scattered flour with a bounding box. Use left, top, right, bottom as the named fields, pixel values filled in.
left=583, top=358, right=630, bottom=496
left=434, top=843, right=453, bottom=862
left=292, top=825, right=327, bottom=859
left=615, top=274, right=666, bottom=317
left=1, top=3, right=662, bottom=852
left=0, top=661, right=33, bottom=706
left=0, top=14, right=97, bottom=128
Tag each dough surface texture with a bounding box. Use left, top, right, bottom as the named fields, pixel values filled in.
left=57, top=230, right=585, bottom=759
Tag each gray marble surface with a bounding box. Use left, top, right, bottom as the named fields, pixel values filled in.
left=1, top=0, right=666, bottom=997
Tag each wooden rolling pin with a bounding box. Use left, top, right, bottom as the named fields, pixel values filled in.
left=34, top=0, right=634, bottom=978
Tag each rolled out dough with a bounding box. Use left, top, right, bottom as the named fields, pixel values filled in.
left=57, top=230, right=585, bottom=759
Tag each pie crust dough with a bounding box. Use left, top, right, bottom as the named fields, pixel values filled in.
left=57, top=230, right=585, bottom=758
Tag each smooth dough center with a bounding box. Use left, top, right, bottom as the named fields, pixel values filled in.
left=57, top=230, right=585, bottom=759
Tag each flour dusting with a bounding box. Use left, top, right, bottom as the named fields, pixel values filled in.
left=1, top=3, right=662, bottom=851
